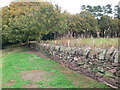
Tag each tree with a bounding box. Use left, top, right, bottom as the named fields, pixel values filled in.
left=2, top=1, right=68, bottom=46
left=2, top=1, right=50, bottom=45
left=86, top=5, right=93, bottom=12
left=92, top=5, right=103, bottom=18
left=102, top=4, right=112, bottom=16
left=99, top=16, right=119, bottom=37
left=81, top=5, right=86, bottom=11
left=35, top=4, right=67, bottom=40
left=114, top=5, right=120, bottom=18
left=79, top=11, right=99, bottom=38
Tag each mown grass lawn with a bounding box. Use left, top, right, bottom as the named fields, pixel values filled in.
left=1, top=47, right=108, bottom=88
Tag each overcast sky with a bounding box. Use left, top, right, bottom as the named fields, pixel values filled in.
left=0, top=0, right=119, bottom=14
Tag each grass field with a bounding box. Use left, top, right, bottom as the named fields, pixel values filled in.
left=44, top=38, right=119, bottom=48
left=1, top=47, right=109, bottom=88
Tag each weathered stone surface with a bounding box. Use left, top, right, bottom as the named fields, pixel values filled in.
left=96, top=72, right=104, bottom=78
left=114, top=51, right=118, bottom=63
left=84, top=59, right=90, bottom=64
left=83, top=64, right=89, bottom=69
left=78, top=61, right=84, bottom=65
left=83, top=47, right=91, bottom=58
left=87, top=68, right=91, bottom=72
left=98, top=49, right=107, bottom=60
left=91, top=68, right=98, bottom=73
left=105, top=46, right=115, bottom=60
left=115, top=71, right=120, bottom=77
left=103, top=77, right=117, bottom=87
left=108, top=69, right=117, bottom=73
left=105, top=71, right=114, bottom=77
left=73, top=57, right=78, bottom=61
left=89, top=61, right=93, bottom=65
left=95, top=48, right=102, bottom=58
left=60, top=47, right=65, bottom=52
left=112, top=63, right=118, bottom=67
left=79, top=48, right=83, bottom=56
left=89, top=49, right=96, bottom=59
left=98, top=67, right=105, bottom=73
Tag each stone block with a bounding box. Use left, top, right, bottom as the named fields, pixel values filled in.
left=108, top=69, right=117, bottom=74
left=114, top=51, right=118, bottom=63
left=91, top=68, right=98, bottom=73
left=96, top=72, right=104, bottom=78
left=88, top=49, right=96, bottom=59
left=112, top=63, right=118, bottom=67
left=103, top=76, right=117, bottom=87
left=83, top=64, right=89, bottom=69
left=78, top=61, right=84, bottom=65
left=73, top=57, right=78, bottom=61
left=105, top=71, right=114, bottom=77
left=83, top=47, right=91, bottom=58
left=115, top=71, right=120, bottom=77
left=98, top=67, right=105, bottom=73
left=98, top=49, right=107, bottom=60
left=89, top=61, right=93, bottom=65
left=105, top=46, right=115, bottom=60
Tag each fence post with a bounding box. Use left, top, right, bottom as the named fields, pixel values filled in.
left=55, top=40, right=56, bottom=45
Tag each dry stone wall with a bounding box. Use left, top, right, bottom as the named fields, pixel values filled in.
left=30, top=43, right=120, bottom=88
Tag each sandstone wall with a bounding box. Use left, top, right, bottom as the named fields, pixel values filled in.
left=30, top=43, right=120, bottom=88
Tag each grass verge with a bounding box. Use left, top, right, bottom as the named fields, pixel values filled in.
left=2, top=48, right=108, bottom=88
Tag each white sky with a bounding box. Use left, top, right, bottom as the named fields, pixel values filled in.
left=0, top=0, right=119, bottom=14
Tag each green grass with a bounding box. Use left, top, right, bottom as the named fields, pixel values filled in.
left=44, top=38, right=119, bottom=48
left=2, top=48, right=108, bottom=88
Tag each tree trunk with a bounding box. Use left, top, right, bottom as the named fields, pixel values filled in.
left=97, top=31, right=100, bottom=38
left=26, top=37, right=29, bottom=46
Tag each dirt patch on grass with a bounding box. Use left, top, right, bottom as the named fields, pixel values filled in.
left=21, top=70, right=53, bottom=88
left=3, top=82, right=14, bottom=86
left=23, top=84, right=39, bottom=88
left=3, top=79, right=16, bottom=86
left=21, top=70, right=52, bottom=82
